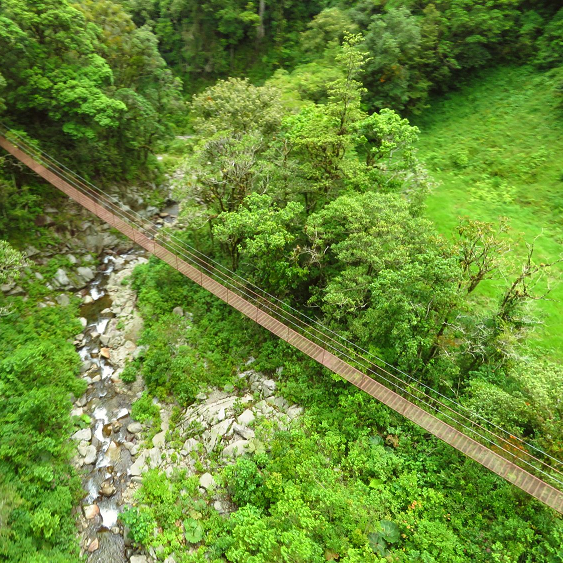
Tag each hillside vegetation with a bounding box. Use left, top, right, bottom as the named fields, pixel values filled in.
left=416, top=65, right=563, bottom=357
left=1, top=0, right=563, bottom=561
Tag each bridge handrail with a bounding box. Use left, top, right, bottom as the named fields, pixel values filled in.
left=2, top=123, right=563, bottom=498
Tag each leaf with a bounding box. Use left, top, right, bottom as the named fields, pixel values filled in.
left=380, top=519, right=400, bottom=543
left=368, top=532, right=388, bottom=556
left=369, top=435, right=383, bottom=447
left=324, top=548, right=339, bottom=561
left=183, top=518, right=204, bottom=543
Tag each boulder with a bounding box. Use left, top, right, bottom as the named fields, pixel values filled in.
left=199, top=472, right=216, bottom=490
left=127, top=422, right=143, bottom=434
left=53, top=268, right=70, bottom=287
left=214, top=500, right=226, bottom=514
left=222, top=440, right=249, bottom=459
left=152, top=431, right=166, bottom=449
left=55, top=294, right=70, bottom=307
left=77, top=266, right=95, bottom=282
left=78, top=441, right=91, bottom=457
left=286, top=406, right=303, bottom=420
left=82, top=445, right=97, bottom=465
left=203, top=418, right=233, bottom=453
left=100, top=481, right=116, bottom=497
left=88, top=538, right=99, bottom=553
left=129, top=447, right=161, bottom=476
left=233, top=423, right=255, bottom=441
left=73, top=428, right=92, bottom=441
left=123, top=315, right=143, bottom=342
left=84, top=504, right=100, bottom=519
left=237, top=409, right=255, bottom=426
left=172, top=306, right=183, bottom=316
left=182, top=438, right=198, bottom=455
left=100, top=348, right=111, bottom=359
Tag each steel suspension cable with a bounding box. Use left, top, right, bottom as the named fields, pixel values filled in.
left=3, top=124, right=563, bottom=482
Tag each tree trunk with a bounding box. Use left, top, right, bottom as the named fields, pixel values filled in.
left=257, top=0, right=266, bottom=41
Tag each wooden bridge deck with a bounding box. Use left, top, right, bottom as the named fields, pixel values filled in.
left=1, top=132, right=562, bottom=514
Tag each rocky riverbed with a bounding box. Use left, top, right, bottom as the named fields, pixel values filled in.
left=3, top=191, right=304, bottom=562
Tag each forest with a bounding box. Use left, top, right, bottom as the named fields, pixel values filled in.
left=1, top=0, right=563, bottom=561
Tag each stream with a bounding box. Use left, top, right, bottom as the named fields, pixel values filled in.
left=75, top=250, right=142, bottom=561
left=73, top=202, right=179, bottom=561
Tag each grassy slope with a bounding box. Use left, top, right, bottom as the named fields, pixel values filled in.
left=415, top=65, right=563, bottom=358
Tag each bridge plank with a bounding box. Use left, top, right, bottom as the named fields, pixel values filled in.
left=2, top=132, right=562, bottom=514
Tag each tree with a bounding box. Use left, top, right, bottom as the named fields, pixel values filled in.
left=305, top=191, right=460, bottom=370
left=190, top=77, right=283, bottom=137
left=214, top=193, right=305, bottom=291
left=176, top=80, right=284, bottom=235
left=0, top=0, right=181, bottom=180
left=456, top=217, right=511, bottom=295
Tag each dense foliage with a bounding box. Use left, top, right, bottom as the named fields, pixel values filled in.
left=122, top=260, right=563, bottom=562
left=0, top=0, right=182, bottom=181
left=1, top=0, right=563, bottom=561
left=0, top=285, right=86, bottom=561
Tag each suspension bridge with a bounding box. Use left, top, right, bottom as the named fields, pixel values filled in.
left=1, top=125, right=563, bottom=514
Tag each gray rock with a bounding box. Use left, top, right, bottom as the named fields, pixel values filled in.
left=130, top=556, right=148, bottom=563
left=34, top=272, right=44, bottom=281
left=78, top=441, right=91, bottom=457
left=213, top=500, right=226, bottom=514
left=79, top=317, right=88, bottom=327
left=222, top=440, right=249, bottom=459
left=84, top=234, right=104, bottom=253
left=172, top=306, right=183, bottom=316
left=55, top=294, right=70, bottom=307
left=67, top=254, right=78, bottom=264
left=73, top=428, right=92, bottom=441
left=127, top=422, right=143, bottom=434
left=270, top=396, right=288, bottom=410
left=53, top=268, right=70, bottom=287
left=261, top=379, right=276, bottom=398
left=233, top=423, right=255, bottom=441
left=129, top=447, right=161, bottom=476
left=25, top=245, right=40, bottom=256
left=203, top=418, right=233, bottom=453
left=123, top=315, right=143, bottom=343
left=286, top=405, right=303, bottom=419
left=82, top=445, right=97, bottom=465
left=237, top=409, right=255, bottom=426
left=76, top=395, right=88, bottom=407
left=199, top=472, right=216, bottom=490
left=182, top=438, right=198, bottom=454
left=195, top=392, right=207, bottom=401
left=152, top=431, right=166, bottom=449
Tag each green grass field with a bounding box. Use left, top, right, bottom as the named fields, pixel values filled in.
left=415, top=66, right=563, bottom=359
